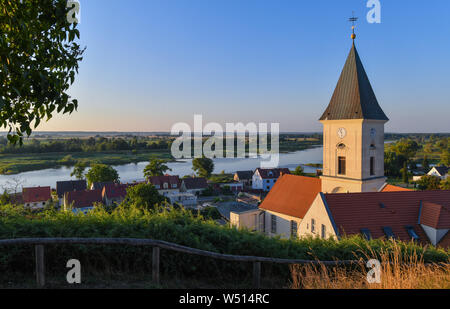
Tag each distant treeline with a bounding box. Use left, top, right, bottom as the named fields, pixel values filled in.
left=0, top=137, right=171, bottom=154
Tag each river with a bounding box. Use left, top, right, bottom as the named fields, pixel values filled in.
left=0, top=147, right=323, bottom=189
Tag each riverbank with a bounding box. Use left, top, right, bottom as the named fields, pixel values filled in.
left=0, top=140, right=323, bottom=175
left=0, top=150, right=173, bottom=175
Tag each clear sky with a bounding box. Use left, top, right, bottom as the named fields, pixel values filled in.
left=37, top=0, right=450, bottom=133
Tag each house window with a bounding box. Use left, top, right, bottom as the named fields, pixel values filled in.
left=405, top=226, right=419, bottom=241
left=383, top=226, right=396, bottom=240
left=311, top=219, right=316, bottom=233
left=163, top=183, right=169, bottom=189
left=370, top=157, right=375, bottom=176
left=321, top=224, right=326, bottom=238
left=271, top=215, right=277, bottom=234
left=291, top=221, right=298, bottom=239
left=173, top=184, right=177, bottom=188
left=338, top=157, right=346, bottom=175
left=360, top=228, right=372, bottom=240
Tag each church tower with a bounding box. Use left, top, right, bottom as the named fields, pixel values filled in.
left=320, top=28, right=388, bottom=193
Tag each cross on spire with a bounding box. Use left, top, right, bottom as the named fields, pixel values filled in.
left=349, top=12, right=358, bottom=40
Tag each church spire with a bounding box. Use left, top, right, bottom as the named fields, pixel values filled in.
left=319, top=25, right=388, bottom=121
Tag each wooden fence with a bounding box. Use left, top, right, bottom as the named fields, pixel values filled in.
left=0, top=238, right=358, bottom=288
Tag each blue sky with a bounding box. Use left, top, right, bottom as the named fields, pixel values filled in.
left=39, top=0, right=450, bottom=133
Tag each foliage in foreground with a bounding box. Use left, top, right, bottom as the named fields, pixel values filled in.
left=291, top=242, right=450, bottom=289
left=0, top=204, right=448, bottom=283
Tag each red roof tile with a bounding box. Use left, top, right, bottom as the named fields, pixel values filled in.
left=381, top=184, right=413, bottom=192
left=259, top=174, right=321, bottom=218
left=148, top=175, right=181, bottom=189
left=324, top=190, right=450, bottom=245
left=102, top=183, right=129, bottom=199
left=22, top=187, right=51, bottom=203
left=66, top=190, right=103, bottom=209
left=437, top=231, right=450, bottom=249
left=255, top=168, right=290, bottom=179
left=420, top=201, right=450, bottom=229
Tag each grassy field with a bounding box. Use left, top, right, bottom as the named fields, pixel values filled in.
left=0, top=150, right=173, bottom=175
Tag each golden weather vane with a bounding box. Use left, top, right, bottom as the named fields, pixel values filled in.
left=349, top=11, right=358, bottom=40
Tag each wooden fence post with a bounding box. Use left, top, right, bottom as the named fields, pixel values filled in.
left=253, top=261, right=261, bottom=289
left=152, top=246, right=160, bottom=285
left=35, top=245, right=45, bottom=288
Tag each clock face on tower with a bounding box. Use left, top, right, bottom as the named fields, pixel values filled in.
left=337, top=127, right=347, bottom=139
left=370, top=128, right=377, bottom=139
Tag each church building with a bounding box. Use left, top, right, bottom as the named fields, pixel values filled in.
left=230, top=31, right=450, bottom=248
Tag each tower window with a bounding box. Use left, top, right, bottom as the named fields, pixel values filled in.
left=338, top=157, right=346, bottom=175
left=370, top=157, right=375, bottom=176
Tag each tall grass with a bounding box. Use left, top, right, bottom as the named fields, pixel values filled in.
left=290, top=241, right=450, bottom=289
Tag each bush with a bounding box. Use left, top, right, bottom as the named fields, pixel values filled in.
left=0, top=205, right=448, bottom=284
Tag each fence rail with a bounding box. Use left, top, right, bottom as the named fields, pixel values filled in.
left=0, top=237, right=359, bottom=288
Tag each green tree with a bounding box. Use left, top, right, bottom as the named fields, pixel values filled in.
left=292, top=165, right=305, bottom=176
left=417, top=175, right=441, bottom=191
left=143, top=159, right=171, bottom=179
left=384, top=151, right=406, bottom=177
left=441, top=150, right=450, bottom=166
left=124, top=183, right=165, bottom=211
left=0, top=0, right=85, bottom=144
left=71, top=161, right=87, bottom=180
left=391, top=139, right=420, bottom=163
left=192, top=157, right=214, bottom=178
left=0, top=190, right=11, bottom=205
left=422, top=155, right=430, bottom=171
left=85, top=164, right=119, bottom=187
left=441, top=178, right=450, bottom=190
left=401, top=162, right=409, bottom=184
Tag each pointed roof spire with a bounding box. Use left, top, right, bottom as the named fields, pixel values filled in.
left=319, top=42, right=389, bottom=121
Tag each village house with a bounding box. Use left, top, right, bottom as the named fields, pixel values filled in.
left=56, top=180, right=87, bottom=205
left=166, top=192, right=198, bottom=207
left=91, top=181, right=115, bottom=191
left=64, top=189, right=103, bottom=212
left=22, top=186, right=52, bottom=209
left=234, top=171, right=254, bottom=187
left=427, top=166, right=449, bottom=180
left=148, top=175, right=181, bottom=196
left=180, top=177, right=208, bottom=196
left=102, top=183, right=129, bottom=206
left=252, top=168, right=290, bottom=192
left=232, top=35, right=450, bottom=248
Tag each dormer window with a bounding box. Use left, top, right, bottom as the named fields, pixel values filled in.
left=163, top=183, right=169, bottom=189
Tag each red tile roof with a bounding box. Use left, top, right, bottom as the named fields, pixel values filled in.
left=324, top=190, right=450, bottom=245
left=22, top=187, right=51, bottom=203
left=420, top=201, right=450, bottom=229
left=65, top=190, right=103, bottom=209
left=182, top=177, right=208, bottom=190
left=255, top=168, right=290, bottom=179
left=102, top=183, right=129, bottom=199
left=437, top=231, right=450, bottom=248
left=381, top=184, right=413, bottom=192
left=259, top=174, right=321, bottom=218
left=148, top=175, right=180, bottom=189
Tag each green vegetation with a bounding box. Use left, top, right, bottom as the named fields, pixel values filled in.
left=0, top=0, right=84, bottom=144
left=85, top=164, right=120, bottom=187
left=143, top=158, right=172, bottom=179
left=0, top=204, right=447, bottom=288
left=292, top=165, right=305, bottom=176
left=192, top=157, right=214, bottom=178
